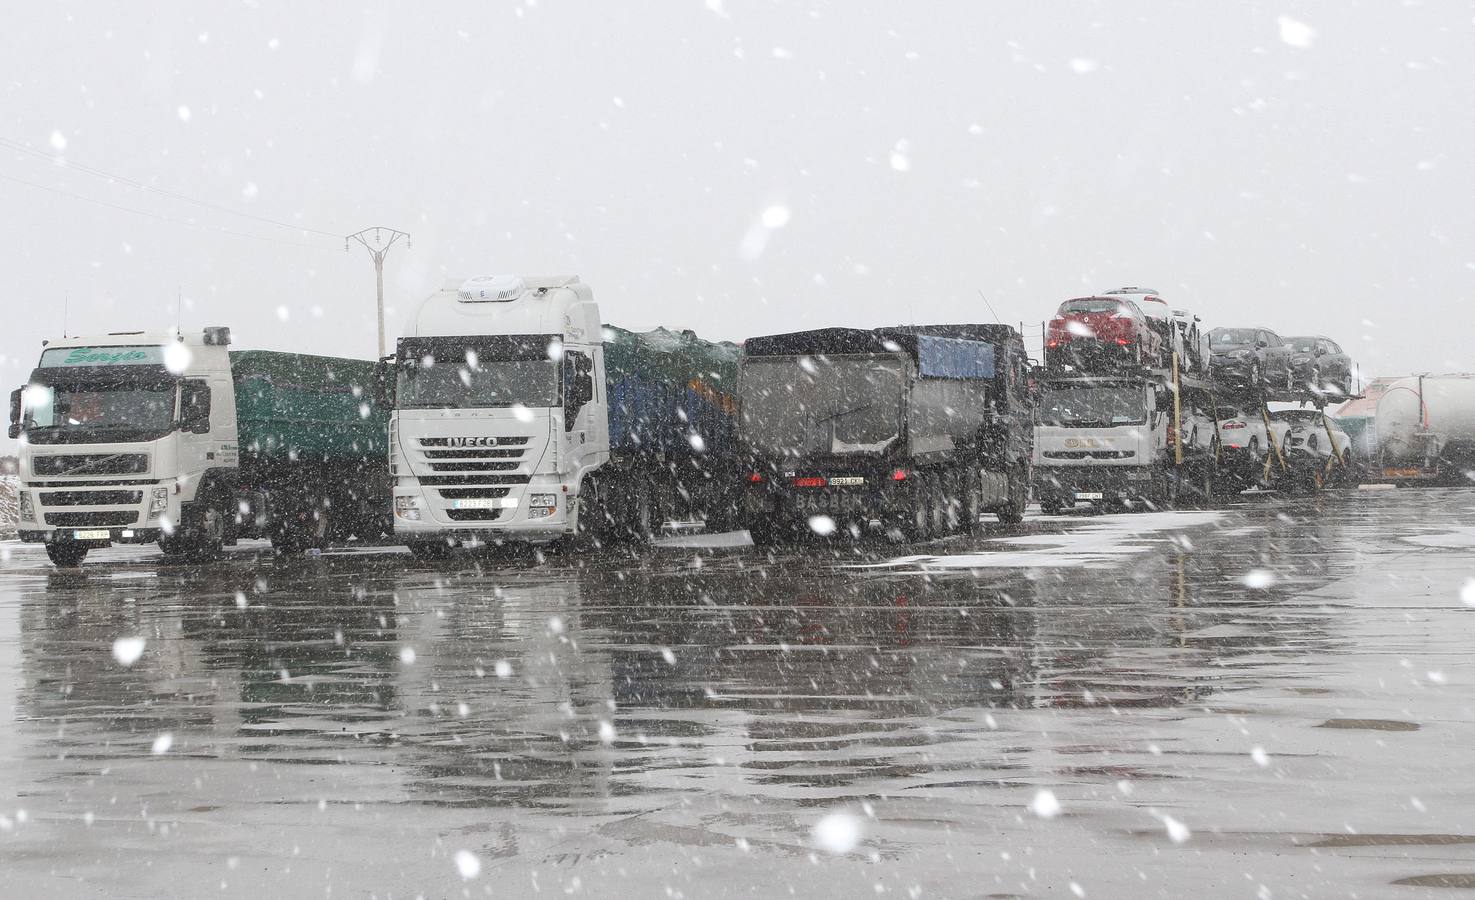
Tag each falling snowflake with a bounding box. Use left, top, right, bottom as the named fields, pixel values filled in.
left=1029, top=789, right=1062, bottom=819
left=454, top=849, right=481, bottom=879
left=151, top=733, right=173, bottom=755
left=112, top=637, right=146, bottom=667
left=813, top=812, right=862, bottom=854
left=1242, top=568, right=1276, bottom=589
left=1277, top=16, right=1317, bottom=48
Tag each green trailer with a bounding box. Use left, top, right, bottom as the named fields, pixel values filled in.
left=229, top=351, right=392, bottom=549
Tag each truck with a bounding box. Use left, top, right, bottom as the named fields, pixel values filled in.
left=735, top=324, right=1034, bottom=543
left=1374, top=374, right=1475, bottom=483
left=1033, top=358, right=1220, bottom=512
left=389, top=275, right=739, bottom=557
left=7, top=328, right=392, bottom=567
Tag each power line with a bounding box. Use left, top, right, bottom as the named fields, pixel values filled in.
left=0, top=170, right=340, bottom=251
left=0, top=135, right=343, bottom=238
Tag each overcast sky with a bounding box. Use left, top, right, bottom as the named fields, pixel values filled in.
left=3, top=1, right=1472, bottom=451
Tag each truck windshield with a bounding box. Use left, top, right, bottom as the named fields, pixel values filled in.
left=1039, top=385, right=1145, bottom=427
left=740, top=354, right=905, bottom=456
left=21, top=381, right=177, bottom=444
left=397, top=357, right=560, bottom=409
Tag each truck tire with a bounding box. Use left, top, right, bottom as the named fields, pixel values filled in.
left=962, top=469, right=984, bottom=534
left=901, top=478, right=933, bottom=542
left=572, top=478, right=606, bottom=547
left=994, top=464, right=1028, bottom=525
left=271, top=497, right=331, bottom=554
left=46, top=544, right=87, bottom=568
left=161, top=494, right=227, bottom=562
left=926, top=474, right=949, bottom=537
left=1041, top=497, right=1064, bottom=516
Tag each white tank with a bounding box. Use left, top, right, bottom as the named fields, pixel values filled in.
left=1375, top=374, right=1475, bottom=463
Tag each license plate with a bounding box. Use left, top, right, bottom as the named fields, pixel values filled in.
left=452, top=498, right=517, bottom=510
left=828, top=476, right=865, bottom=486
left=1074, top=492, right=1105, bottom=500
left=73, top=529, right=111, bottom=540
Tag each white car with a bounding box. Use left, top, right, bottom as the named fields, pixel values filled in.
left=1218, top=411, right=1293, bottom=482
left=1271, top=409, right=1354, bottom=483
left=1171, top=307, right=1211, bottom=376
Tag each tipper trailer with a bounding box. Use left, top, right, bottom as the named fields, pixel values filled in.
left=736, top=324, right=1034, bottom=543
left=8, top=328, right=391, bottom=567
left=390, top=275, right=739, bottom=557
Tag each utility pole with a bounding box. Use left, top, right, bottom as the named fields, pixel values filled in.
left=346, top=226, right=411, bottom=358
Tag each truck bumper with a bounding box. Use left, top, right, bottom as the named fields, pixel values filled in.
left=740, top=483, right=912, bottom=525
left=1035, top=465, right=1156, bottom=503
left=393, top=480, right=572, bottom=545
left=17, top=481, right=177, bottom=547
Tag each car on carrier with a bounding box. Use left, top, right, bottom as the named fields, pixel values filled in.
left=1102, top=287, right=1185, bottom=365
left=1283, top=336, right=1354, bottom=396
left=1217, top=409, right=1293, bottom=490
left=1209, top=327, right=1295, bottom=390
left=1045, top=297, right=1163, bottom=371
left=1271, top=409, right=1354, bottom=486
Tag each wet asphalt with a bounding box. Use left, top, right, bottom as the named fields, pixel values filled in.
left=3, top=489, right=1475, bottom=898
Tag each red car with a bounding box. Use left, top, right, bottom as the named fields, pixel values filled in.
left=1045, top=296, right=1164, bottom=370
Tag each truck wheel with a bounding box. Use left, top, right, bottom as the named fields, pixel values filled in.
left=271, top=498, right=330, bottom=554
left=902, top=479, right=933, bottom=542
left=573, top=478, right=607, bottom=547
left=161, top=494, right=227, bottom=562
left=994, top=464, right=1028, bottom=525
left=1040, top=498, right=1064, bottom=516
left=926, top=474, right=949, bottom=537
left=962, top=469, right=984, bottom=534
left=46, top=544, right=87, bottom=568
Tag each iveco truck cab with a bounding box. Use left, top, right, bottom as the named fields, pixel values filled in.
left=392, top=276, right=597, bottom=555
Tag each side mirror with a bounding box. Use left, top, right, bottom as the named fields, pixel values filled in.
left=180, top=381, right=212, bottom=434
left=7, top=387, right=19, bottom=439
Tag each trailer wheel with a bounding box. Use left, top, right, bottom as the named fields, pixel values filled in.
left=994, top=464, right=1028, bottom=525
left=1040, top=498, right=1064, bottom=516
left=46, top=544, right=87, bottom=568
left=271, top=496, right=331, bottom=554
left=962, top=469, right=984, bottom=534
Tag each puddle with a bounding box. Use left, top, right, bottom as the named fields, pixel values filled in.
left=1317, top=718, right=1421, bottom=732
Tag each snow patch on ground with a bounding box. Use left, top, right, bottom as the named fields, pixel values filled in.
left=1403, top=527, right=1475, bottom=549
left=861, top=510, right=1224, bottom=571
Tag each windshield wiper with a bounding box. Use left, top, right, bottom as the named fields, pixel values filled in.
left=813, top=403, right=874, bottom=427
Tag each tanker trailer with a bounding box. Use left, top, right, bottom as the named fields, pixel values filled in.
left=1375, top=374, right=1475, bottom=483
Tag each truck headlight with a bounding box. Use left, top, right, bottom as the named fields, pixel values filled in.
left=394, top=496, right=422, bottom=521
left=148, top=486, right=169, bottom=519
left=528, top=493, right=556, bottom=518
left=19, top=491, right=34, bottom=523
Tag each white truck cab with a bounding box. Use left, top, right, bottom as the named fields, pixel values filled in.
left=391, top=276, right=605, bottom=553
left=9, top=329, right=238, bottom=566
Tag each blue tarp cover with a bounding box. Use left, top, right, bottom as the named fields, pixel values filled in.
left=917, top=335, right=995, bottom=379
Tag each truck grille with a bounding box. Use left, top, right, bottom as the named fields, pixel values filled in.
left=32, top=454, right=150, bottom=476
left=416, top=437, right=534, bottom=497
left=45, top=511, right=138, bottom=527
left=39, top=490, right=143, bottom=506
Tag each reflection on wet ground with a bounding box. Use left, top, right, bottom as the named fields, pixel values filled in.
left=4, top=490, right=1475, bottom=896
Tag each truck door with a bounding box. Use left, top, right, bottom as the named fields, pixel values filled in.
left=563, top=350, right=599, bottom=480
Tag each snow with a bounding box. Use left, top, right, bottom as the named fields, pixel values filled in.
left=866, top=511, right=1223, bottom=571
left=151, top=733, right=173, bottom=755
left=111, top=636, right=146, bottom=667
left=453, top=849, right=481, bottom=880
left=1277, top=16, right=1317, bottom=49
left=812, top=812, right=862, bottom=854
left=1242, top=568, right=1276, bottom=589
left=1029, top=789, right=1061, bottom=819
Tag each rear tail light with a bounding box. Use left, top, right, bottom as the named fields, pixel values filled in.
left=1222, top=422, right=1247, bottom=430
left=792, top=476, right=826, bottom=488
left=890, top=468, right=909, bottom=482
left=747, top=472, right=764, bottom=483
left=1115, top=338, right=1130, bottom=346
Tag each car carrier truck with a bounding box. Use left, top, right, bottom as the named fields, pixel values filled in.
left=389, top=275, right=739, bottom=557
left=735, top=324, right=1034, bottom=543
left=1033, top=356, right=1220, bottom=512
left=8, top=328, right=392, bottom=567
